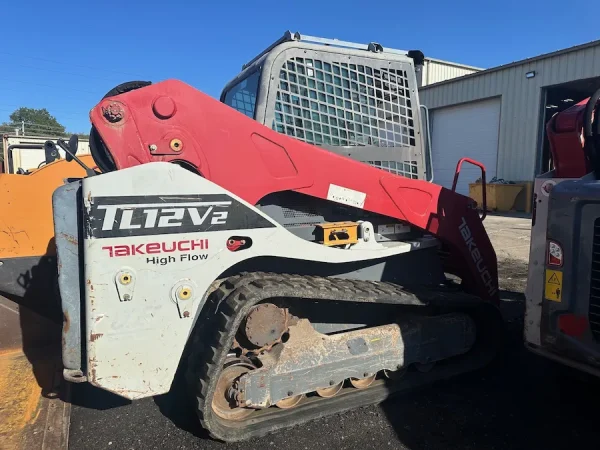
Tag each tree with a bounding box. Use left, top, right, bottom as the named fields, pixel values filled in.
left=8, top=107, right=66, bottom=136
left=1, top=107, right=71, bottom=163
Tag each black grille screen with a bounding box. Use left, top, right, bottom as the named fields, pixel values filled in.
left=589, top=218, right=600, bottom=339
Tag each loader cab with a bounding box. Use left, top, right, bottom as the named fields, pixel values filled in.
left=220, top=31, right=431, bottom=182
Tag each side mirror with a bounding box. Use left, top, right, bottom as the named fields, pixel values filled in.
left=56, top=136, right=96, bottom=177
left=67, top=135, right=79, bottom=161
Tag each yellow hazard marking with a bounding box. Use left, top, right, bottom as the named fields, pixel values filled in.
left=545, top=269, right=563, bottom=302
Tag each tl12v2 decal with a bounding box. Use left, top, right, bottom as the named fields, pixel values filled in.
left=85, top=194, right=276, bottom=238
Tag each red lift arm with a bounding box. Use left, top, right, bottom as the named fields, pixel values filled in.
left=89, top=79, right=499, bottom=302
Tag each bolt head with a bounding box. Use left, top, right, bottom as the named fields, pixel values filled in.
left=149, top=144, right=158, bottom=152
left=102, top=102, right=124, bottom=123
left=329, top=380, right=335, bottom=386
left=177, top=285, right=192, bottom=300
left=287, top=390, right=294, bottom=397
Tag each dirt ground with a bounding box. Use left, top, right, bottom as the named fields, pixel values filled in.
left=484, top=213, right=531, bottom=291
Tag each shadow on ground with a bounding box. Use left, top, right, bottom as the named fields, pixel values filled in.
left=379, top=292, right=600, bottom=450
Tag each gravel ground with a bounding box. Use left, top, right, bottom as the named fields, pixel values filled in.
left=69, top=215, right=600, bottom=449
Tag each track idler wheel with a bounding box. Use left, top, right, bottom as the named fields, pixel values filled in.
left=350, top=373, right=377, bottom=389
left=211, top=359, right=256, bottom=421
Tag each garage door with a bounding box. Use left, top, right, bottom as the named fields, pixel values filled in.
left=430, top=97, right=501, bottom=196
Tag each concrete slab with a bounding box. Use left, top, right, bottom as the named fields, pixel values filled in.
left=483, top=214, right=532, bottom=262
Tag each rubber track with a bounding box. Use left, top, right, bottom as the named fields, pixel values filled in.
left=186, top=272, right=502, bottom=442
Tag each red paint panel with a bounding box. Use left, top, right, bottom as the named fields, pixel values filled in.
left=558, top=314, right=588, bottom=338
left=251, top=133, right=298, bottom=179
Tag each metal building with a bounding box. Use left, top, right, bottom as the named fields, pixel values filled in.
left=419, top=40, right=600, bottom=196
left=423, top=57, right=482, bottom=85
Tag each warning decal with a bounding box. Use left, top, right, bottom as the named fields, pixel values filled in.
left=544, top=269, right=563, bottom=302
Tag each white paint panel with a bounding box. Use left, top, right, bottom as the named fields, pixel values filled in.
left=81, top=162, right=418, bottom=399
left=430, top=97, right=501, bottom=196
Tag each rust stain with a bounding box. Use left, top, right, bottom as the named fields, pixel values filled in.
left=89, top=357, right=98, bottom=383
left=59, top=232, right=78, bottom=246
left=63, top=310, right=70, bottom=333
left=90, top=333, right=104, bottom=342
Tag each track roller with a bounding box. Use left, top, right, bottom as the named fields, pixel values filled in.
left=350, top=374, right=377, bottom=389
left=316, top=382, right=344, bottom=398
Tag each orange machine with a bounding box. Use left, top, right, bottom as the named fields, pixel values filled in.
left=0, top=155, right=94, bottom=314
left=0, top=153, right=96, bottom=449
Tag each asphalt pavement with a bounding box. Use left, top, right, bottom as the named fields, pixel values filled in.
left=68, top=216, right=600, bottom=449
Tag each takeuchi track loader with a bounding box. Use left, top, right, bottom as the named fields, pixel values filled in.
left=524, top=87, right=600, bottom=377
left=52, top=34, right=505, bottom=442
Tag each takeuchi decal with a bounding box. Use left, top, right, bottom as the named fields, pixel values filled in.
left=102, top=239, right=208, bottom=257
left=102, top=238, right=210, bottom=266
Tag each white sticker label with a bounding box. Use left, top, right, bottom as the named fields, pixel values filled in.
left=540, top=180, right=556, bottom=197
left=326, top=184, right=366, bottom=209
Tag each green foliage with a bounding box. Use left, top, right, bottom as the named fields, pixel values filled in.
left=0, top=107, right=86, bottom=165
left=7, top=107, right=66, bottom=136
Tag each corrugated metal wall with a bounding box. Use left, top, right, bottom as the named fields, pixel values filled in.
left=423, top=59, right=480, bottom=85
left=419, top=43, right=600, bottom=181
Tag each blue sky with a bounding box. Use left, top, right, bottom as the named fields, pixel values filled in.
left=1, top=0, right=597, bottom=134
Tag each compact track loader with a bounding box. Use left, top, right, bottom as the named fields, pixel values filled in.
left=525, top=87, right=600, bottom=377
left=52, top=33, right=504, bottom=442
